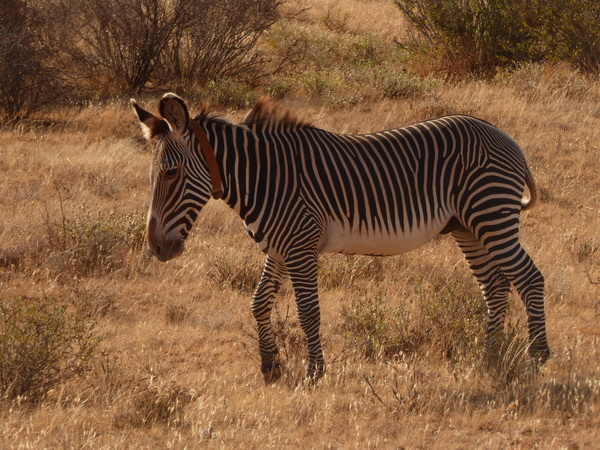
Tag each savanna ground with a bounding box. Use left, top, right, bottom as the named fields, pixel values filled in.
left=1, top=0, right=600, bottom=448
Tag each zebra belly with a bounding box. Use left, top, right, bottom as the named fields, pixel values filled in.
left=319, top=219, right=449, bottom=256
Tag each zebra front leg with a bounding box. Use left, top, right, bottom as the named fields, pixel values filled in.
left=252, top=256, right=286, bottom=383
left=285, top=250, right=324, bottom=382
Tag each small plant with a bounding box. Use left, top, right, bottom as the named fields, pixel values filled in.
left=377, top=69, right=433, bottom=100
left=319, top=255, right=384, bottom=290
left=0, top=296, right=98, bottom=402
left=38, top=200, right=146, bottom=277
left=204, top=80, right=260, bottom=109
left=165, top=303, right=189, bottom=325
left=416, top=274, right=487, bottom=362
left=338, top=273, right=486, bottom=363
left=207, top=250, right=261, bottom=293
left=115, top=380, right=195, bottom=428
left=338, top=296, right=420, bottom=361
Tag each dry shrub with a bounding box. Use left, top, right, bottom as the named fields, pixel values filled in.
left=164, top=303, right=190, bottom=325
left=485, top=322, right=537, bottom=388
left=0, top=0, right=64, bottom=123
left=85, top=352, right=196, bottom=428
left=319, top=255, right=386, bottom=290
left=161, top=0, right=283, bottom=87
left=366, top=332, right=599, bottom=419
left=496, top=62, right=596, bottom=103
left=206, top=249, right=262, bottom=293
left=416, top=273, right=487, bottom=362
left=113, top=380, right=195, bottom=428
left=338, top=296, right=420, bottom=361
left=238, top=302, right=307, bottom=387
left=15, top=201, right=146, bottom=277
left=270, top=304, right=307, bottom=387
left=0, top=296, right=98, bottom=403
left=338, top=272, right=486, bottom=363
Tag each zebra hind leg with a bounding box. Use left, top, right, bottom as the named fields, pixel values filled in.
left=252, top=256, right=286, bottom=383
left=451, top=229, right=511, bottom=364
left=471, top=221, right=551, bottom=365
left=500, top=242, right=550, bottom=365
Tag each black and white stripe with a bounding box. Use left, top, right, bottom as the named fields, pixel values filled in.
left=133, top=94, right=549, bottom=381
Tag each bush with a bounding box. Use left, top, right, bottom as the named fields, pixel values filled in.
left=56, top=0, right=282, bottom=95
left=0, top=0, right=63, bottom=123
left=395, top=0, right=600, bottom=74
left=0, top=296, right=98, bottom=402
left=416, top=275, right=487, bottom=362
left=161, top=0, right=283, bottom=88
left=338, top=296, right=421, bottom=361
left=206, top=248, right=261, bottom=293
left=338, top=274, right=486, bottom=363
left=39, top=206, right=146, bottom=277
left=534, top=0, right=600, bottom=73
left=114, top=380, right=195, bottom=428
left=395, top=0, right=541, bottom=75
left=203, top=80, right=261, bottom=109
left=376, top=69, right=434, bottom=100
left=62, top=0, right=192, bottom=94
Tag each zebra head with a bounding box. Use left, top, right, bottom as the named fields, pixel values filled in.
left=132, top=94, right=213, bottom=262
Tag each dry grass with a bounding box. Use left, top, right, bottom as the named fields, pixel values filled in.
left=1, top=2, right=599, bottom=447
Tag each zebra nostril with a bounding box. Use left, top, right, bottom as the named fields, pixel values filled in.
left=148, top=242, right=161, bottom=257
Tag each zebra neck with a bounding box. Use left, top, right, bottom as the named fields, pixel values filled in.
left=208, top=122, right=265, bottom=220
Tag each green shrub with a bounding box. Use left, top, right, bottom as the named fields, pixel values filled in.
left=0, top=296, right=98, bottom=402
left=338, top=274, right=486, bottom=363
left=376, top=69, right=433, bottom=100
left=203, top=80, right=260, bottom=109
left=395, top=0, right=541, bottom=75
left=395, top=0, right=600, bottom=74
left=338, top=296, right=421, bottom=360
left=0, top=0, right=64, bottom=123
left=416, top=274, right=487, bottom=362
left=533, top=0, right=600, bottom=73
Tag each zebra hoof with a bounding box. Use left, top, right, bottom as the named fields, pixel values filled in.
left=530, top=346, right=551, bottom=366
left=304, top=364, right=325, bottom=386
left=262, top=361, right=283, bottom=384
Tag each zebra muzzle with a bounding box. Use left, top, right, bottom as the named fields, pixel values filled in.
left=148, top=236, right=184, bottom=262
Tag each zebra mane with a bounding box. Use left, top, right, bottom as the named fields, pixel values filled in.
left=193, top=104, right=232, bottom=125
left=242, top=98, right=313, bottom=130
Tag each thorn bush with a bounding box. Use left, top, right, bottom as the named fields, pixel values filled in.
left=0, top=296, right=98, bottom=402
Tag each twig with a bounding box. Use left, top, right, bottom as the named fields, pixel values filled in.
left=363, top=375, right=388, bottom=408
left=586, top=270, right=599, bottom=285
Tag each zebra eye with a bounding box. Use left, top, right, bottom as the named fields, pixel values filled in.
left=165, top=168, right=178, bottom=178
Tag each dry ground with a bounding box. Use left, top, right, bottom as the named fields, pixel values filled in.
left=1, top=66, right=599, bottom=448
left=1, top=0, right=599, bottom=445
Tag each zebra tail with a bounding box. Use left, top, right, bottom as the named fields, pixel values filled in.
left=521, top=163, right=538, bottom=210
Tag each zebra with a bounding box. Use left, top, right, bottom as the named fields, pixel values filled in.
left=132, top=93, right=550, bottom=382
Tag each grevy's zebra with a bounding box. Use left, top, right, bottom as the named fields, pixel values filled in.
left=132, top=93, right=550, bottom=382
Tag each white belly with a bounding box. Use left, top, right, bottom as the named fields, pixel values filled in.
left=319, top=219, right=449, bottom=256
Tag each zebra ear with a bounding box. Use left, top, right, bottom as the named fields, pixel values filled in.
left=131, top=99, right=158, bottom=140
left=131, top=99, right=168, bottom=141
left=159, top=93, right=189, bottom=136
